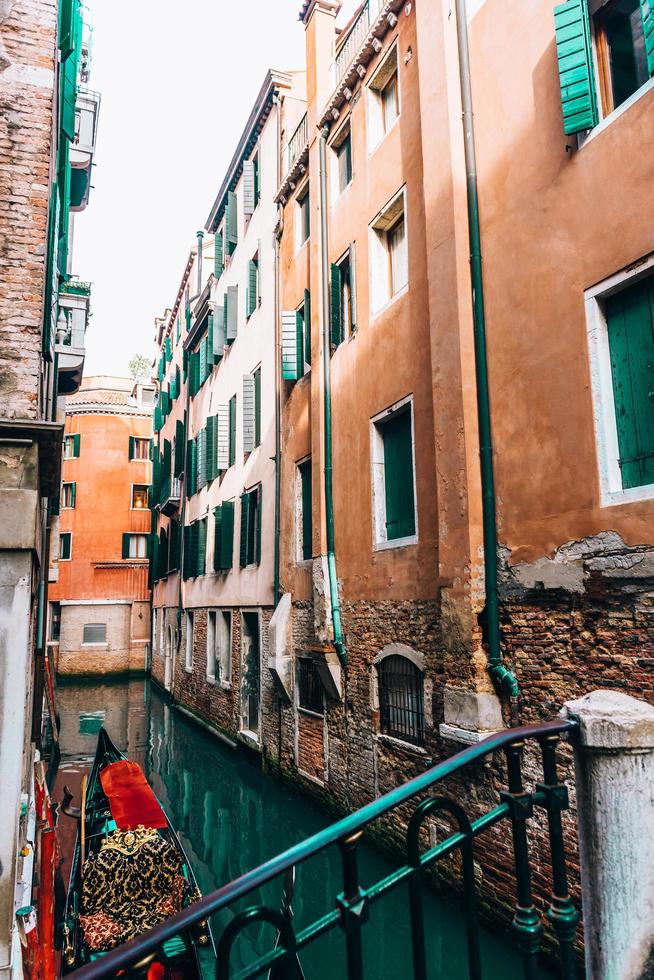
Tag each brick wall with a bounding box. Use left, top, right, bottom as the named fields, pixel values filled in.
left=0, top=0, right=56, bottom=419
left=56, top=602, right=146, bottom=675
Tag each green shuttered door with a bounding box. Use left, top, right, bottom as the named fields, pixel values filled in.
left=606, top=278, right=654, bottom=490
left=554, top=0, right=598, bottom=134
left=383, top=409, right=416, bottom=540
left=641, top=0, right=654, bottom=75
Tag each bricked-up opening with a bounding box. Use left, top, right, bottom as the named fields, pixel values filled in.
left=378, top=655, right=424, bottom=745
left=297, top=658, right=324, bottom=714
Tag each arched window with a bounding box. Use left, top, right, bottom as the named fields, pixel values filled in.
left=378, top=655, right=425, bottom=745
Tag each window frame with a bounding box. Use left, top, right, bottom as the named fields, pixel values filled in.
left=585, top=254, right=654, bottom=506
left=367, top=41, right=401, bottom=153
left=131, top=437, right=150, bottom=461
left=50, top=602, right=61, bottom=641
left=59, top=531, right=72, bottom=561
left=131, top=483, right=149, bottom=510
left=369, top=187, right=408, bottom=319
left=297, top=657, right=324, bottom=715
left=377, top=652, right=425, bottom=747
left=295, top=182, right=310, bottom=251
left=330, top=118, right=353, bottom=201
left=82, top=623, right=107, bottom=646
left=207, top=608, right=232, bottom=687
left=61, top=481, right=76, bottom=508
left=370, top=395, right=419, bottom=551
left=185, top=611, right=194, bottom=672
left=590, top=0, right=651, bottom=117
left=296, top=456, right=312, bottom=564
left=127, top=533, right=149, bottom=559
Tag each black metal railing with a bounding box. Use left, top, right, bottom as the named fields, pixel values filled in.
left=68, top=719, right=579, bottom=980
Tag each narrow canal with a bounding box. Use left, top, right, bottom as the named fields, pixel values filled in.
left=55, top=678, right=539, bottom=979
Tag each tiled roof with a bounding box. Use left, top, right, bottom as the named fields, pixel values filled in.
left=67, top=388, right=130, bottom=406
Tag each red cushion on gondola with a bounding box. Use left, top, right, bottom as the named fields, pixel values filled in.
left=99, top=761, right=167, bottom=830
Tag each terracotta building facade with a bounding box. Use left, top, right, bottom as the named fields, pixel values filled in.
left=49, top=377, right=154, bottom=676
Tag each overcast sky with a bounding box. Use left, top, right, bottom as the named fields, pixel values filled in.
left=76, top=0, right=358, bottom=378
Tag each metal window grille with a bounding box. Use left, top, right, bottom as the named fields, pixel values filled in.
left=298, top=658, right=323, bottom=714
left=83, top=623, right=106, bottom=644
left=378, top=655, right=425, bottom=745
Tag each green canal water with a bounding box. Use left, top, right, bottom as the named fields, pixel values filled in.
left=56, top=678, right=548, bottom=979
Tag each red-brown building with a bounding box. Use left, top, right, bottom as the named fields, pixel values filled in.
left=48, top=376, right=154, bottom=675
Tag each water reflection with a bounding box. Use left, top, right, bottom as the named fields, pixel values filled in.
left=56, top=679, right=538, bottom=979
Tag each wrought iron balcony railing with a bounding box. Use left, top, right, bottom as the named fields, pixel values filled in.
left=67, top=718, right=579, bottom=980
left=286, top=112, right=308, bottom=173
left=334, top=0, right=383, bottom=85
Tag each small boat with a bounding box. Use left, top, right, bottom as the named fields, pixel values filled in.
left=60, top=727, right=215, bottom=977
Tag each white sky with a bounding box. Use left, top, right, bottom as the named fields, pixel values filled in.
left=76, top=0, right=359, bottom=377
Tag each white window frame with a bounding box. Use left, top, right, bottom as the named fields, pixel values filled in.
left=63, top=435, right=76, bottom=459
left=152, top=608, right=158, bottom=656
left=59, top=531, right=73, bottom=561
left=218, top=610, right=232, bottom=687
left=370, top=395, right=419, bottom=551
left=131, top=437, right=150, bottom=460
left=295, top=455, right=312, bottom=565
left=128, top=533, right=149, bottom=559
left=185, top=611, right=194, bottom=672
left=61, top=482, right=75, bottom=508
left=207, top=610, right=217, bottom=683
left=330, top=118, right=353, bottom=202
left=586, top=252, right=654, bottom=507
left=295, top=182, right=310, bottom=252
left=369, top=186, right=408, bottom=319
left=82, top=622, right=107, bottom=646
left=131, top=483, right=149, bottom=510
left=367, top=41, right=401, bottom=154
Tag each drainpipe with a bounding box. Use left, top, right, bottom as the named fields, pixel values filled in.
left=273, top=93, right=282, bottom=607
left=318, top=126, right=346, bottom=667
left=454, top=0, right=518, bottom=699
left=196, top=231, right=204, bottom=294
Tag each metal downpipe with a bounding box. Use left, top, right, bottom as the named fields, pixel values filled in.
left=454, top=0, right=518, bottom=699
left=273, top=94, right=282, bottom=608
left=318, top=126, right=346, bottom=666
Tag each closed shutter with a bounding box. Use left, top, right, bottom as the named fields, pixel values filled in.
left=331, top=263, right=343, bottom=345
left=226, top=191, right=238, bottom=254
left=239, top=492, right=250, bottom=567
left=304, top=289, right=312, bottom=365
left=606, top=279, right=654, bottom=490
left=214, top=230, right=224, bottom=278
left=199, top=338, right=207, bottom=386
left=255, top=485, right=262, bottom=564
left=229, top=395, right=236, bottom=467
left=70, top=481, right=76, bottom=508
left=553, top=0, right=598, bottom=135
left=153, top=405, right=163, bottom=432
left=641, top=0, right=654, bottom=75
left=189, top=352, right=200, bottom=396
left=254, top=367, right=261, bottom=448
left=212, top=305, right=225, bottom=358
left=183, top=347, right=189, bottom=382
left=186, top=439, right=197, bottom=496
left=60, top=53, right=77, bottom=141
left=174, top=419, right=185, bottom=477
left=349, top=244, right=357, bottom=332
left=282, top=311, right=301, bottom=381
left=254, top=154, right=260, bottom=206
left=207, top=313, right=215, bottom=367
left=59, top=0, right=76, bottom=57
left=226, top=285, right=238, bottom=342
left=243, top=159, right=256, bottom=216
left=122, top=533, right=130, bottom=559
left=301, top=461, right=312, bottom=561
left=206, top=414, right=216, bottom=483
left=73, top=433, right=81, bottom=457
left=61, top=534, right=72, bottom=560
left=213, top=506, right=223, bottom=572
left=129, top=436, right=136, bottom=460
left=196, top=430, right=206, bottom=491
left=196, top=518, right=207, bottom=577
left=158, top=356, right=164, bottom=381
left=165, top=336, right=172, bottom=362
left=383, top=409, right=416, bottom=540
left=216, top=406, right=230, bottom=471
left=222, top=500, right=235, bottom=569
left=247, top=260, right=258, bottom=317
left=243, top=374, right=255, bottom=454
left=183, top=524, right=191, bottom=579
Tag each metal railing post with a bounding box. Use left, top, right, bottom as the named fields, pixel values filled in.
left=337, top=832, right=367, bottom=980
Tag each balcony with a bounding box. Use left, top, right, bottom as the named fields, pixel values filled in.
left=157, top=475, right=182, bottom=516
left=56, top=281, right=91, bottom=395
left=70, top=88, right=100, bottom=212
left=286, top=112, right=308, bottom=174
left=333, top=0, right=383, bottom=85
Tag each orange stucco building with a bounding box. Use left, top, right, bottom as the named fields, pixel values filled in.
left=48, top=377, right=154, bottom=675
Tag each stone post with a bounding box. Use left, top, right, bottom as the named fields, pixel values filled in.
left=561, top=690, right=654, bottom=980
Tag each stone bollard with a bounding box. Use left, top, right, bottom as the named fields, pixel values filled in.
left=561, top=690, right=654, bottom=980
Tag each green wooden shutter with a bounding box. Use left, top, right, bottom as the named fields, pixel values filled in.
left=640, top=0, right=654, bottom=75
left=174, top=419, right=185, bottom=477
left=254, top=154, right=260, bottom=206
left=331, top=263, right=343, bottom=345
left=70, top=481, right=76, bottom=508
left=222, top=500, right=235, bottom=569
left=606, top=280, right=654, bottom=489
left=59, top=0, right=76, bottom=57
left=129, top=436, right=135, bottom=460
left=206, top=414, right=216, bottom=482
left=226, top=286, right=238, bottom=342
left=183, top=347, right=189, bottom=382
left=165, top=335, right=172, bottom=362
left=226, top=191, right=238, bottom=254
left=239, top=492, right=250, bottom=567
left=199, top=337, right=207, bottom=386
left=254, top=367, right=261, bottom=448
left=186, top=439, right=197, bottom=496
left=383, top=409, right=416, bottom=540
left=229, top=395, right=236, bottom=467
left=243, top=159, right=256, bottom=216
left=196, top=518, right=207, bottom=577
left=304, top=289, right=312, bottom=365
left=158, top=356, right=164, bottom=382
left=176, top=313, right=181, bottom=343
left=295, top=311, right=304, bottom=378
left=213, top=506, right=223, bottom=571
left=60, top=52, right=77, bottom=141
left=61, top=533, right=71, bottom=560
left=247, top=260, right=258, bottom=317
left=216, top=405, right=230, bottom=471
left=73, top=433, right=81, bottom=457
left=282, top=311, right=301, bottom=381
left=349, top=244, right=357, bottom=332
left=554, top=0, right=598, bottom=135
left=122, top=533, right=130, bottom=559
left=243, top=375, right=255, bottom=454
left=301, top=461, right=312, bottom=561
left=214, top=230, right=224, bottom=278
left=189, top=352, right=200, bottom=396
left=255, top=485, right=262, bottom=564
left=196, top=430, right=206, bottom=491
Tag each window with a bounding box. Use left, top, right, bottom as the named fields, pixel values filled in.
left=370, top=190, right=407, bottom=315
left=368, top=44, right=400, bottom=150
left=213, top=501, right=235, bottom=571
left=207, top=611, right=217, bottom=681
left=593, top=0, right=651, bottom=115
left=378, top=655, right=424, bottom=745
left=141, top=387, right=155, bottom=405
left=129, top=437, right=150, bottom=460
left=282, top=292, right=312, bottom=382
left=298, top=658, right=323, bottom=714
left=50, top=602, right=61, bottom=641
left=185, top=611, right=193, bottom=670
left=331, top=121, right=352, bottom=198
left=372, top=401, right=417, bottom=547
left=207, top=610, right=232, bottom=683
left=59, top=532, right=72, bottom=560
left=239, top=485, right=261, bottom=567
left=253, top=152, right=260, bottom=208
left=252, top=366, right=261, bottom=449
left=63, top=434, right=80, bottom=458
left=331, top=247, right=357, bottom=347
left=246, top=254, right=259, bottom=318
left=122, top=533, right=148, bottom=559
left=131, top=484, right=149, bottom=509
left=83, top=623, right=107, bottom=645
left=61, top=482, right=76, bottom=508
left=296, top=185, right=310, bottom=249
left=228, top=394, right=237, bottom=467
left=297, top=458, right=312, bottom=562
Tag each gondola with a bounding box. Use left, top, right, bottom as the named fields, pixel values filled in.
left=60, top=727, right=215, bottom=977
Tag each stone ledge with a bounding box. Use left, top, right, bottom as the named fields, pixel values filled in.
left=439, top=723, right=500, bottom=746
